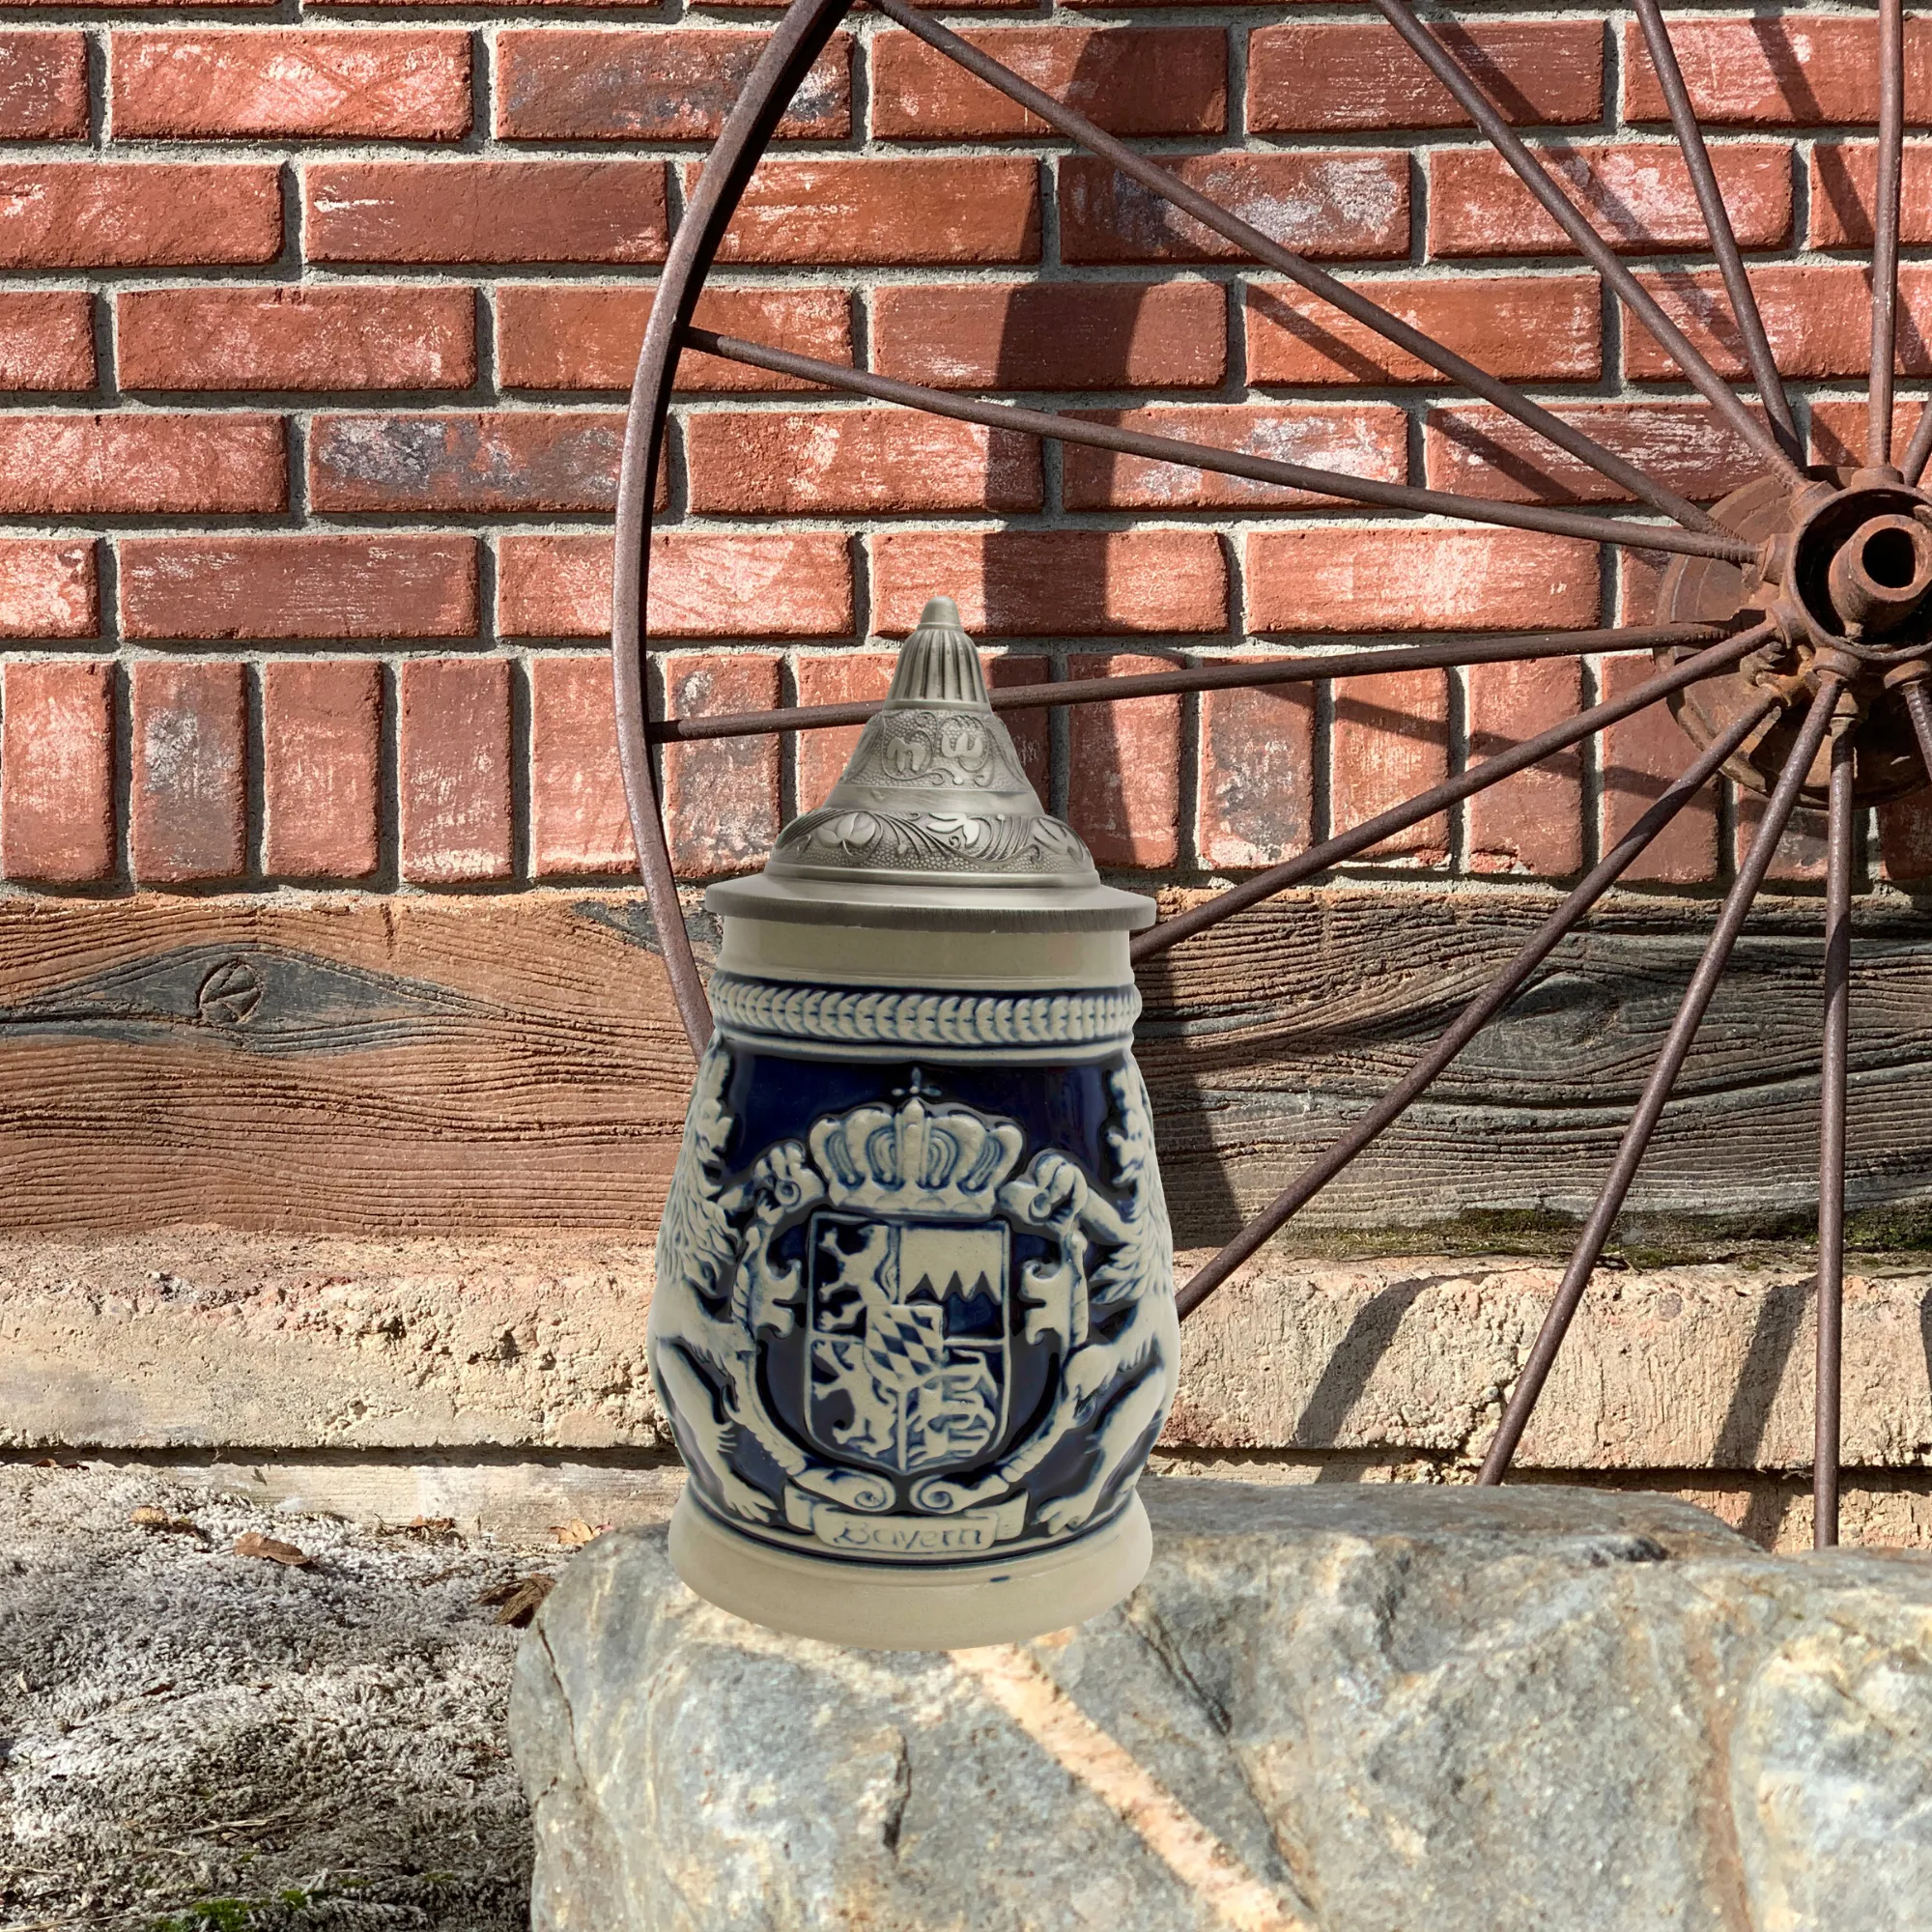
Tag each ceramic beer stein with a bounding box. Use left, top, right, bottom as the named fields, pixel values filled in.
left=650, top=596, right=1177, bottom=1649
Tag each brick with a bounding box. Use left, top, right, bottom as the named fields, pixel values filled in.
left=1615, top=546, right=1672, bottom=629
left=261, top=659, right=381, bottom=881
left=0, top=415, right=284, bottom=516
left=684, top=409, right=1040, bottom=516
left=307, top=412, right=624, bottom=514
left=1425, top=403, right=1764, bottom=506
left=117, top=286, right=475, bottom=392
left=871, top=27, right=1223, bottom=138
left=1063, top=153, right=1406, bottom=263
left=496, top=29, right=847, bottom=140
left=871, top=530, right=1227, bottom=636
left=1879, top=791, right=1932, bottom=883
left=0, top=163, right=280, bottom=267
left=1811, top=399, right=1923, bottom=468
left=399, top=658, right=512, bottom=885
left=1197, top=667, right=1315, bottom=871
left=305, top=160, right=667, bottom=266
left=1736, top=788, right=1830, bottom=885
left=709, top=158, right=1039, bottom=266
left=1246, top=274, right=1601, bottom=385
left=1331, top=668, right=1449, bottom=863
left=662, top=653, right=781, bottom=879
left=121, top=536, right=477, bottom=641
left=129, top=659, right=245, bottom=885
left=1625, top=16, right=1932, bottom=127
left=985, top=654, right=1052, bottom=799
left=1429, top=144, right=1792, bottom=257
left=1062, top=402, right=1406, bottom=509
left=0, top=291, right=91, bottom=390
left=872, top=280, right=1225, bottom=391
left=1, top=661, right=112, bottom=884
left=0, top=31, right=85, bottom=138
left=497, top=531, right=853, bottom=640
left=1810, top=143, right=1932, bottom=246
left=1465, top=657, right=1584, bottom=877
left=1624, top=264, right=1932, bottom=381
left=530, top=654, right=636, bottom=880
left=497, top=285, right=852, bottom=393
left=1250, top=21, right=1601, bottom=132
left=112, top=30, right=470, bottom=138
left=1067, top=653, right=1180, bottom=867
left=1600, top=657, right=1717, bottom=884
left=1248, top=528, right=1599, bottom=635
left=795, top=653, right=896, bottom=813
left=0, top=539, right=95, bottom=639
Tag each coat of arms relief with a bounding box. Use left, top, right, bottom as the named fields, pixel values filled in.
left=649, top=1039, right=1176, bottom=1562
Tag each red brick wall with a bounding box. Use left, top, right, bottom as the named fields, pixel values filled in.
left=0, top=8, right=1918, bottom=893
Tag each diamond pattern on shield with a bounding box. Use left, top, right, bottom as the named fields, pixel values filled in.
left=807, top=1212, right=1008, bottom=1476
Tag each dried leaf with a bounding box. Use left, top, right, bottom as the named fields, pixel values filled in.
left=476, top=1573, right=554, bottom=1627
left=551, top=1519, right=605, bottom=1548
left=233, top=1532, right=314, bottom=1569
left=131, top=1507, right=205, bottom=1538
left=380, top=1515, right=459, bottom=1543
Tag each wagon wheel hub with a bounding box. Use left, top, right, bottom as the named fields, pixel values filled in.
left=1657, top=470, right=1932, bottom=802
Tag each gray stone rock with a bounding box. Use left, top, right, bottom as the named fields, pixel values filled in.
left=512, top=1477, right=1932, bottom=1932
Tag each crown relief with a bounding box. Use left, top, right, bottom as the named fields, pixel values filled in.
left=807, top=1073, right=1027, bottom=1221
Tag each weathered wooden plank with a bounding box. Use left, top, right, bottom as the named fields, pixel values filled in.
left=1140, top=888, right=1932, bottom=1244
left=0, top=894, right=692, bottom=1234
left=0, top=887, right=1928, bottom=1242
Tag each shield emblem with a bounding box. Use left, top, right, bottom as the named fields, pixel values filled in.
left=806, top=1211, right=1009, bottom=1476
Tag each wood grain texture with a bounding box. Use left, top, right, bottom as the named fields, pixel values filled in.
left=1139, top=888, right=1932, bottom=1245
left=0, top=894, right=690, bottom=1233
left=0, top=889, right=1928, bottom=1244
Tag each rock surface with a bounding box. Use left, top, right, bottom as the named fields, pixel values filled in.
left=513, top=1477, right=1932, bottom=1932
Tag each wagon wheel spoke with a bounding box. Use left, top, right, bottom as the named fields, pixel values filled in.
left=649, top=623, right=1743, bottom=745
left=1872, top=0, right=1909, bottom=470
left=1477, top=677, right=1851, bottom=1484
left=870, top=0, right=1726, bottom=536
left=1815, top=721, right=1856, bottom=1548
left=1906, top=401, right=1932, bottom=488
left=1369, top=0, right=1806, bottom=489
left=687, top=327, right=1753, bottom=561
left=1629, top=0, right=1801, bottom=457
left=1902, top=673, right=1932, bottom=776
left=1175, top=696, right=1781, bottom=1321
left=1131, top=627, right=1771, bottom=962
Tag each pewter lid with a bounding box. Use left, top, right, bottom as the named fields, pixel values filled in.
left=706, top=597, right=1154, bottom=932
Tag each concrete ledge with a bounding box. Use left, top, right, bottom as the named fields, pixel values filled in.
left=9, top=1235, right=1930, bottom=1481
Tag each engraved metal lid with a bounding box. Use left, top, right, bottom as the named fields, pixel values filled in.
left=706, top=597, right=1154, bottom=932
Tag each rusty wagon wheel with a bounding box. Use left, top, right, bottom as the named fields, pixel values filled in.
left=611, top=0, right=1928, bottom=1549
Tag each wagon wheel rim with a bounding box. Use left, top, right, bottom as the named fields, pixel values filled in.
left=611, top=0, right=1926, bottom=1550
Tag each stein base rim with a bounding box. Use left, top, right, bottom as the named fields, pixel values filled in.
left=667, top=1491, right=1151, bottom=1651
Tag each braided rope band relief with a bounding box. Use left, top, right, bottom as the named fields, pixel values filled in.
left=709, top=973, right=1142, bottom=1049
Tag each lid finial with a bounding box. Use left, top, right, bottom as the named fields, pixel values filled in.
left=887, top=594, right=987, bottom=709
